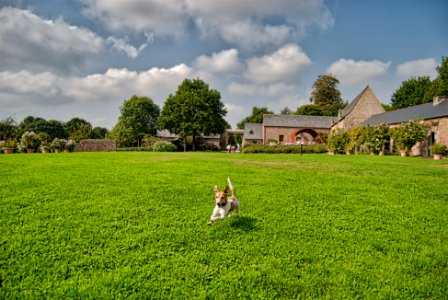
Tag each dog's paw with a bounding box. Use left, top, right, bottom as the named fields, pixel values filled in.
left=208, top=221, right=213, bottom=225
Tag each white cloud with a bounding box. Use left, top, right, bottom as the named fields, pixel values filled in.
left=396, top=58, right=438, bottom=79
left=244, top=44, right=312, bottom=84
left=187, top=0, right=334, bottom=49
left=193, top=49, right=242, bottom=74
left=106, top=36, right=151, bottom=58
left=82, top=0, right=187, bottom=38
left=0, top=7, right=103, bottom=74
left=0, top=65, right=192, bottom=110
left=327, top=59, right=391, bottom=86
left=224, top=103, right=245, bottom=128
left=81, top=0, right=333, bottom=48
left=228, top=82, right=295, bottom=97
left=218, top=21, right=293, bottom=50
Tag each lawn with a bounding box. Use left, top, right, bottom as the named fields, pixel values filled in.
left=1, top=152, right=447, bottom=299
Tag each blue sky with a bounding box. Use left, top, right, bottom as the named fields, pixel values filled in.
left=1, top=0, right=447, bottom=129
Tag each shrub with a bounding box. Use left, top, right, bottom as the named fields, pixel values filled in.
left=391, top=121, right=427, bottom=152
left=20, top=131, right=41, bottom=150
left=242, top=144, right=326, bottom=154
left=432, top=143, right=447, bottom=155
left=326, top=129, right=349, bottom=153
left=152, top=141, right=177, bottom=152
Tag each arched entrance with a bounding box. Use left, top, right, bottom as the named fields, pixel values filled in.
left=220, top=129, right=244, bottom=150
left=293, top=129, right=321, bottom=144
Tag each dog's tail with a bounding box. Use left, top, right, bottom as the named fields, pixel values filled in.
left=227, top=177, right=234, bottom=192
left=227, top=177, right=236, bottom=198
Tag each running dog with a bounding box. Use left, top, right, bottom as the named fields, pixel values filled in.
left=208, top=177, right=240, bottom=225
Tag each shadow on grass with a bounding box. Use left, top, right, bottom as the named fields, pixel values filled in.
left=229, top=216, right=257, bottom=231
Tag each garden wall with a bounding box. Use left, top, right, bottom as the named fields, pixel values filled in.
left=75, top=139, right=116, bottom=152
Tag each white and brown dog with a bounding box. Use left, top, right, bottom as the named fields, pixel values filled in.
left=208, top=177, right=240, bottom=225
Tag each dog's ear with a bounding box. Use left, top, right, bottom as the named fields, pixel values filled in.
left=223, top=185, right=229, bottom=196
left=213, top=185, right=219, bottom=194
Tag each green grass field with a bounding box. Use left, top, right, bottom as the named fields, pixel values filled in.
left=1, top=152, right=447, bottom=299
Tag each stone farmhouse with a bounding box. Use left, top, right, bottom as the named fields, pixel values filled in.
left=241, top=85, right=448, bottom=156
left=157, top=84, right=448, bottom=153
left=242, top=85, right=385, bottom=146
left=363, top=96, right=448, bottom=155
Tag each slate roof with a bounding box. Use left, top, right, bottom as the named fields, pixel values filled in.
left=363, top=98, right=448, bottom=125
left=263, top=114, right=335, bottom=129
left=244, top=123, right=263, bottom=140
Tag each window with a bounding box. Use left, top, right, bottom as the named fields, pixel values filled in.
left=279, top=135, right=284, bottom=142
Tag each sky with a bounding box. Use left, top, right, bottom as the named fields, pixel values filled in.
left=1, top=0, right=447, bottom=129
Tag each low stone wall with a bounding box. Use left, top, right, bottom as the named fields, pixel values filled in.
left=75, top=139, right=116, bottom=152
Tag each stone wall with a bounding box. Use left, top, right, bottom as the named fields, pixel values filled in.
left=345, top=88, right=385, bottom=129
left=264, top=127, right=329, bottom=144
left=435, top=117, right=448, bottom=146
left=75, top=139, right=117, bottom=152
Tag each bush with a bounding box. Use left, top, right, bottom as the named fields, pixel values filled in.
left=391, top=121, right=427, bottom=152
left=242, top=144, right=326, bottom=154
left=432, top=143, right=447, bottom=155
left=152, top=141, right=177, bottom=152
left=326, top=129, right=349, bottom=153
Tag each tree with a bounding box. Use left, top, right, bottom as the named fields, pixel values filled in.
left=294, top=104, right=323, bottom=116
left=90, top=127, right=109, bottom=139
left=237, top=106, right=273, bottom=129
left=112, top=95, right=160, bottom=147
left=280, top=107, right=293, bottom=115
left=44, top=120, right=68, bottom=140
left=70, top=123, right=92, bottom=142
left=391, top=76, right=433, bottom=109
left=310, top=74, right=343, bottom=107
left=0, top=117, right=18, bottom=140
left=423, top=56, right=448, bottom=102
left=158, top=78, right=228, bottom=151
left=65, top=118, right=91, bottom=137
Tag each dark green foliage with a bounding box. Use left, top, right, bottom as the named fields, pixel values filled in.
left=237, top=106, right=274, bottom=129
left=0, top=117, right=18, bottom=140
left=295, top=104, right=324, bottom=116
left=90, top=127, right=109, bottom=139
left=296, top=74, right=345, bottom=117
left=310, top=74, right=343, bottom=107
left=111, top=95, right=160, bottom=147
left=158, top=78, right=228, bottom=151
left=391, top=76, right=433, bottom=109
left=242, top=143, right=327, bottom=154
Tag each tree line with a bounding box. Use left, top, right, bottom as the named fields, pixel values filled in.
left=2, top=56, right=446, bottom=151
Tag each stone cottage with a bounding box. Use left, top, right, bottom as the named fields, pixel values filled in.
left=363, top=96, right=448, bottom=155
left=242, top=85, right=383, bottom=145
left=331, top=85, right=385, bottom=130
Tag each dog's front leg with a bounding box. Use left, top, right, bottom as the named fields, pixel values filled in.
left=208, top=208, right=225, bottom=225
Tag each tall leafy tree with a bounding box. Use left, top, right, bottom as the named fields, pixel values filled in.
left=391, top=76, right=433, bottom=109
left=112, top=95, right=160, bottom=147
left=237, top=106, right=273, bottom=129
left=423, top=56, right=448, bottom=102
left=65, top=118, right=91, bottom=136
left=158, top=78, right=228, bottom=151
left=90, top=127, right=109, bottom=139
left=310, top=74, right=343, bottom=107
